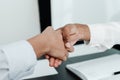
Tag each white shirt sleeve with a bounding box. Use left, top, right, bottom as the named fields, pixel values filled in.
left=87, top=22, right=120, bottom=51
left=0, top=40, right=37, bottom=80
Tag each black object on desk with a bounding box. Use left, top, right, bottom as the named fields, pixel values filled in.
left=26, top=49, right=120, bottom=80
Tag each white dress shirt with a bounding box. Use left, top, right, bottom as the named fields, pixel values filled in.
left=0, top=40, right=37, bottom=80
left=88, top=22, right=120, bottom=51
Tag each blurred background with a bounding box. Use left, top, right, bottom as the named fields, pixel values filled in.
left=0, top=0, right=119, bottom=49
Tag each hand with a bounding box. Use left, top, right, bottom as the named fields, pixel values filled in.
left=61, top=24, right=90, bottom=45
left=28, top=26, right=68, bottom=61
left=45, top=27, right=76, bottom=67
left=46, top=24, right=90, bottom=67
left=45, top=42, right=72, bottom=67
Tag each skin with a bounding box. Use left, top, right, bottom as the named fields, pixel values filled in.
left=28, top=26, right=69, bottom=62
left=46, top=24, right=90, bottom=67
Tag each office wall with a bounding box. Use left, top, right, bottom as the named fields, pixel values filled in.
left=51, top=0, right=120, bottom=29
left=0, top=0, right=40, bottom=45
left=51, top=0, right=120, bottom=49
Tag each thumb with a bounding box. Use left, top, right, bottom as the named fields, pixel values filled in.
left=65, top=42, right=74, bottom=52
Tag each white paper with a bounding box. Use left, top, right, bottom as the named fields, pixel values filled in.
left=22, top=59, right=58, bottom=79
left=66, top=54, right=120, bottom=80
left=100, top=74, right=120, bottom=80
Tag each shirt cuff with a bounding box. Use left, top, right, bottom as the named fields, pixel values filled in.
left=86, top=24, right=113, bottom=51
left=1, top=40, right=37, bottom=79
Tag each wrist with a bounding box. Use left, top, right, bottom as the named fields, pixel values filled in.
left=76, top=24, right=90, bottom=41
left=82, top=24, right=90, bottom=41
left=27, top=34, right=49, bottom=58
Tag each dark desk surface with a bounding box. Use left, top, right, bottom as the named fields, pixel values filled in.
left=27, top=49, right=120, bottom=80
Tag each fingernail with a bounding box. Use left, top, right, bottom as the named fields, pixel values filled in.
left=65, top=42, right=71, bottom=48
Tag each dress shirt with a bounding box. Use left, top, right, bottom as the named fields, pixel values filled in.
left=0, top=40, right=37, bottom=80
left=87, top=22, right=120, bottom=51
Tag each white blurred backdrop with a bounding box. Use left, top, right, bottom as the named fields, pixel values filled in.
left=0, top=0, right=40, bottom=45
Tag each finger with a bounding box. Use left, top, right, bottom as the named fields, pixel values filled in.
left=54, top=59, right=62, bottom=67
left=69, top=34, right=80, bottom=43
left=61, top=53, right=69, bottom=62
left=62, top=55, right=67, bottom=61
left=65, top=42, right=71, bottom=48
left=70, top=40, right=78, bottom=46
left=62, top=27, right=71, bottom=41
left=62, top=49, right=69, bottom=61
left=45, top=55, right=50, bottom=59
left=49, top=57, right=55, bottom=67
left=65, top=42, right=74, bottom=52
left=58, top=60, right=62, bottom=65
left=65, top=53, right=69, bottom=58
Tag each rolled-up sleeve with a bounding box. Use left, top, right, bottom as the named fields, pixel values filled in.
left=0, top=40, right=37, bottom=80
left=86, top=22, right=120, bottom=51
